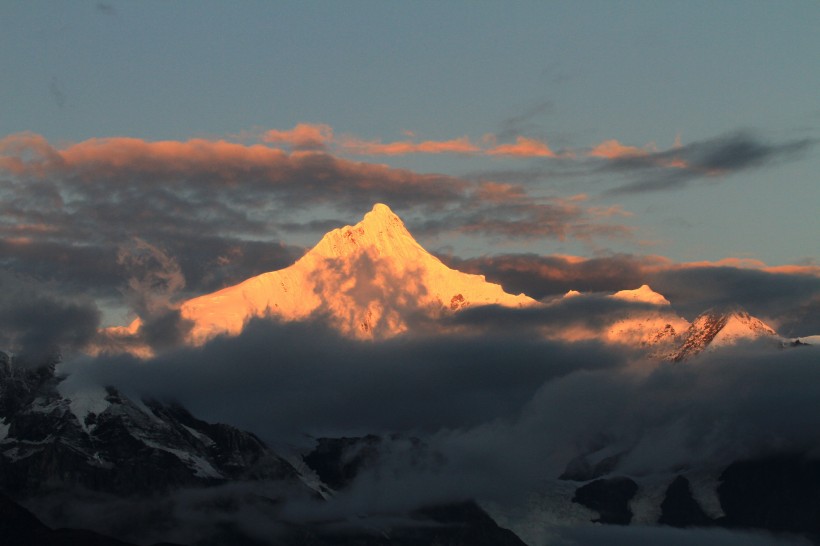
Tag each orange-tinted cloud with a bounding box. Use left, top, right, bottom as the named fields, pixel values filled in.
left=587, top=204, right=634, bottom=218
left=671, top=257, right=820, bottom=278
left=486, top=136, right=556, bottom=157
left=474, top=182, right=527, bottom=203
left=446, top=252, right=820, bottom=296
left=763, top=264, right=820, bottom=277
left=1, top=132, right=631, bottom=261
left=588, top=139, right=649, bottom=159
left=262, top=123, right=334, bottom=151
left=339, top=136, right=480, bottom=156
left=589, top=138, right=687, bottom=169
left=0, top=132, right=63, bottom=175
left=0, top=131, right=647, bottom=298
left=0, top=132, right=476, bottom=207
left=338, top=133, right=563, bottom=158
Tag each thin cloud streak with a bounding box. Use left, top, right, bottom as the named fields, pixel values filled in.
left=262, top=123, right=334, bottom=151
left=338, top=135, right=480, bottom=156
left=486, top=136, right=557, bottom=157
left=604, top=132, right=816, bottom=194
left=258, top=123, right=565, bottom=158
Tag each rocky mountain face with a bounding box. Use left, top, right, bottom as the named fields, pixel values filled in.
left=302, top=434, right=820, bottom=544
left=605, top=288, right=786, bottom=361
left=560, top=285, right=784, bottom=360
left=0, top=351, right=301, bottom=498
left=481, top=450, right=820, bottom=545
left=0, top=352, right=528, bottom=545
left=604, top=285, right=690, bottom=353
left=670, top=307, right=779, bottom=361
left=558, top=455, right=820, bottom=542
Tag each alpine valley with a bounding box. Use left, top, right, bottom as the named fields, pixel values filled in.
left=2, top=204, right=819, bottom=546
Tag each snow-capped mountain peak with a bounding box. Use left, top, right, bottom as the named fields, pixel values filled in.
left=604, top=286, right=689, bottom=349
left=671, top=307, right=777, bottom=361
left=112, top=204, right=536, bottom=348
left=309, top=203, right=421, bottom=261
left=611, top=285, right=671, bottom=306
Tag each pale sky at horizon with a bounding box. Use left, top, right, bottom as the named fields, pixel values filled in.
left=1, top=1, right=819, bottom=267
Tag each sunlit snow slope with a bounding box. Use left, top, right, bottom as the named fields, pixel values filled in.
left=170, top=203, right=534, bottom=343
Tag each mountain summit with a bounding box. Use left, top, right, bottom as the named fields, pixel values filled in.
left=310, top=203, right=424, bottom=261
left=162, top=204, right=535, bottom=343
left=670, top=307, right=777, bottom=361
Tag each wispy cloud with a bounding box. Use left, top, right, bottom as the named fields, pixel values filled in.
left=0, top=132, right=631, bottom=305
left=259, top=123, right=563, bottom=158
left=426, top=200, right=634, bottom=241
left=486, top=136, right=557, bottom=157
left=587, top=139, right=685, bottom=167
left=0, top=272, right=100, bottom=359
left=3, top=128, right=811, bottom=331
left=338, top=135, right=480, bottom=155
left=255, top=125, right=816, bottom=196
left=496, top=100, right=553, bottom=141
left=601, top=132, right=816, bottom=194
left=262, top=123, right=334, bottom=151
left=95, top=2, right=116, bottom=15
left=49, top=77, right=67, bottom=109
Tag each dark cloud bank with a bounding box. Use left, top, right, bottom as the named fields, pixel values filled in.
left=0, top=272, right=100, bottom=361
left=605, top=131, right=816, bottom=194
left=54, top=312, right=820, bottom=539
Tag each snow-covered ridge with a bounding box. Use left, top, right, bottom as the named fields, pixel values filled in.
left=551, top=289, right=784, bottom=360
left=611, top=284, right=671, bottom=306
left=670, top=307, right=778, bottom=361
left=0, top=354, right=303, bottom=495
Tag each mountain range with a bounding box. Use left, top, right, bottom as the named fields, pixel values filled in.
left=3, top=203, right=818, bottom=545
left=104, top=204, right=802, bottom=359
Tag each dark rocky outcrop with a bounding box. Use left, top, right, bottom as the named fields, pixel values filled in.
left=0, top=353, right=300, bottom=498
left=572, top=476, right=638, bottom=525
left=277, top=501, right=526, bottom=546
left=658, top=475, right=713, bottom=528
left=1, top=353, right=527, bottom=545
left=302, top=435, right=383, bottom=490
left=0, top=491, right=142, bottom=546
left=560, top=452, right=623, bottom=481
left=717, top=455, right=820, bottom=540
